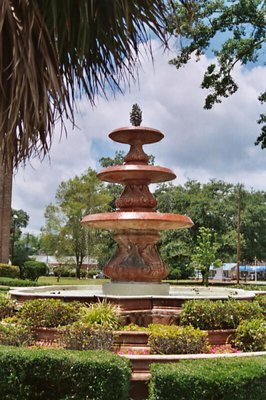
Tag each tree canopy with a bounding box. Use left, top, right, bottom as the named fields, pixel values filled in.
left=0, top=0, right=169, bottom=168
left=169, top=0, right=266, bottom=148
left=155, top=180, right=266, bottom=278
left=40, top=168, right=112, bottom=277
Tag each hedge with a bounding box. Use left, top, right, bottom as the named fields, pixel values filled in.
left=0, top=346, right=131, bottom=400
left=149, top=356, right=266, bottom=400
left=0, top=264, right=20, bottom=278
left=0, top=277, right=46, bottom=287
left=180, top=299, right=263, bottom=330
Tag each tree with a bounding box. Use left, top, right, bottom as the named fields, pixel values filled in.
left=0, top=0, right=169, bottom=264
left=192, top=226, right=221, bottom=286
left=10, top=209, right=29, bottom=265
left=155, top=180, right=266, bottom=270
left=169, top=0, right=266, bottom=148
left=41, top=168, right=112, bottom=278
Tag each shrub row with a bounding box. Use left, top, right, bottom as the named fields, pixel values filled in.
left=0, top=294, right=16, bottom=320
left=0, top=264, right=20, bottom=278
left=0, top=346, right=131, bottom=400
left=148, top=324, right=209, bottom=355
left=150, top=356, right=266, bottom=400
left=180, top=299, right=264, bottom=330
left=0, top=277, right=44, bottom=287
left=17, top=299, right=82, bottom=328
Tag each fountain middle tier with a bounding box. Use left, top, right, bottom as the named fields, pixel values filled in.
left=81, top=211, right=193, bottom=231
left=97, top=165, right=176, bottom=184
left=82, top=213, right=193, bottom=285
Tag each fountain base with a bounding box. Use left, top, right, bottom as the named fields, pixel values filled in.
left=103, top=282, right=170, bottom=296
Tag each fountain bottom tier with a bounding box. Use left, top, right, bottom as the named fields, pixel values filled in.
left=82, top=212, right=193, bottom=282
left=10, top=285, right=257, bottom=326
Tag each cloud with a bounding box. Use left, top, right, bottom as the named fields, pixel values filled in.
left=12, top=40, right=266, bottom=233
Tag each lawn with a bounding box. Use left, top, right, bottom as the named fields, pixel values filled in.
left=38, top=276, right=108, bottom=286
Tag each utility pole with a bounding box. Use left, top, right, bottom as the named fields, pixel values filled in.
left=236, top=189, right=241, bottom=284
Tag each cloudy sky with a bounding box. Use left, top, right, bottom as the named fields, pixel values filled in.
left=12, top=39, right=266, bottom=233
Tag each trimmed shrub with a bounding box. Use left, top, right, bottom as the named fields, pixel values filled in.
left=0, top=295, right=16, bottom=320
left=148, top=324, right=209, bottom=355
left=0, top=264, right=20, bottom=278
left=18, top=299, right=82, bottom=328
left=233, top=318, right=266, bottom=352
left=21, top=260, right=48, bottom=281
left=80, top=300, right=121, bottom=329
left=180, top=299, right=263, bottom=330
left=0, top=323, right=34, bottom=346
left=0, top=277, right=44, bottom=287
left=149, top=356, right=266, bottom=400
left=87, top=268, right=101, bottom=278
left=60, top=322, right=115, bottom=350
left=256, top=296, right=266, bottom=314
left=53, top=266, right=75, bottom=278
left=0, top=346, right=131, bottom=400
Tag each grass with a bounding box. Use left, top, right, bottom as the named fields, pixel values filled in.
left=38, top=276, right=108, bottom=286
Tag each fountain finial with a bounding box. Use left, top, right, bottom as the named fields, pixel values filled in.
left=130, top=104, right=142, bottom=126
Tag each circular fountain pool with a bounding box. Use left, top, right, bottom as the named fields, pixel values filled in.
left=10, top=284, right=256, bottom=326
left=10, top=284, right=255, bottom=301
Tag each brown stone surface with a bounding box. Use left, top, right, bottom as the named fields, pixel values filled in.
left=81, top=121, right=193, bottom=283
left=109, top=126, right=164, bottom=144
left=97, top=165, right=176, bottom=184
left=116, top=184, right=157, bottom=211
left=103, top=230, right=168, bottom=282
left=81, top=212, right=193, bottom=230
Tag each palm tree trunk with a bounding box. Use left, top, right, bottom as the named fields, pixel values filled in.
left=0, top=154, right=12, bottom=264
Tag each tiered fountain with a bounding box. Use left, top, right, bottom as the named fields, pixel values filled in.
left=82, top=104, right=193, bottom=296
left=10, top=105, right=255, bottom=325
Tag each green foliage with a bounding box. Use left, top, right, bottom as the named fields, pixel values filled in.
left=41, top=168, right=112, bottom=278
left=80, top=300, right=121, bottom=330
left=60, top=322, right=115, bottom=351
left=256, top=295, right=266, bottom=313
left=87, top=268, right=101, bottom=278
left=53, top=266, right=75, bottom=278
left=21, top=260, right=48, bottom=281
left=192, top=227, right=221, bottom=286
left=122, top=323, right=148, bottom=331
left=234, top=318, right=266, bottom=352
left=0, top=323, right=34, bottom=346
left=156, top=178, right=266, bottom=265
left=0, top=295, right=16, bottom=320
left=0, top=277, right=44, bottom=287
left=148, top=324, right=209, bottom=355
left=0, top=346, right=131, bottom=400
left=180, top=299, right=264, bottom=330
left=169, top=0, right=266, bottom=148
left=0, top=264, right=20, bottom=278
left=149, top=356, right=266, bottom=400
left=18, top=299, right=82, bottom=328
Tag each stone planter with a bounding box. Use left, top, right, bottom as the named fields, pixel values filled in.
left=32, top=327, right=62, bottom=346
left=207, top=329, right=236, bottom=345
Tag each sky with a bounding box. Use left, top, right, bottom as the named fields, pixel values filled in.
left=12, top=39, right=266, bottom=234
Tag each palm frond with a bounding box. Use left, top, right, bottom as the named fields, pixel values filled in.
left=0, top=0, right=169, bottom=168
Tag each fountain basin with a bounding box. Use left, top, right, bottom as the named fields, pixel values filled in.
left=98, top=165, right=176, bottom=184
left=10, top=285, right=256, bottom=326
left=10, top=284, right=255, bottom=301
left=82, top=212, right=193, bottom=230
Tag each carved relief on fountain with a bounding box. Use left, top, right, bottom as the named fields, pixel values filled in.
left=104, top=230, right=168, bottom=282
left=115, top=184, right=157, bottom=211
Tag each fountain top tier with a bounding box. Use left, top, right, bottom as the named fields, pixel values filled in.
left=82, top=106, right=193, bottom=226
